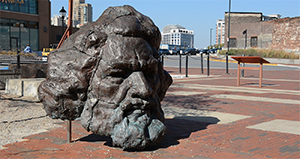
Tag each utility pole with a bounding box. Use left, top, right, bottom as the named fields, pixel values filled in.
left=226, top=0, right=231, bottom=74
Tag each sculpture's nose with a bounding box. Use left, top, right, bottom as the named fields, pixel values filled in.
left=129, top=71, right=153, bottom=99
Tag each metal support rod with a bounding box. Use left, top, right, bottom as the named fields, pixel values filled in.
left=179, top=54, right=182, bottom=73
left=201, top=53, right=204, bottom=74
left=185, top=54, right=188, bottom=77
left=67, top=120, right=72, bottom=143
left=207, top=53, right=210, bottom=76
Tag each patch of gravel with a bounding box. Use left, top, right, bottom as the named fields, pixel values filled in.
left=0, top=93, right=63, bottom=149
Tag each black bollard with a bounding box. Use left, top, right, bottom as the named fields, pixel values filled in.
left=241, top=54, right=245, bottom=77
left=201, top=53, right=203, bottom=74
left=179, top=54, right=182, bottom=73
left=226, top=52, right=229, bottom=74
left=17, top=50, right=20, bottom=69
left=186, top=53, right=188, bottom=77
left=207, top=53, right=210, bottom=76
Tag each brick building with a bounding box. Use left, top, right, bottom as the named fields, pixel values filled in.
left=224, top=12, right=300, bottom=52
left=0, top=0, right=80, bottom=51
left=0, top=0, right=51, bottom=51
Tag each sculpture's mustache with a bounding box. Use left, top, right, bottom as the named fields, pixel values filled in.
left=120, top=98, right=151, bottom=111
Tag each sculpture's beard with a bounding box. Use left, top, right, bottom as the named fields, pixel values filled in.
left=81, top=96, right=166, bottom=150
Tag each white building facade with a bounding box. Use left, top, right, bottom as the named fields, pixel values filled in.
left=216, top=19, right=225, bottom=45
left=73, top=0, right=92, bottom=27
left=51, top=15, right=68, bottom=26
left=161, top=24, right=194, bottom=50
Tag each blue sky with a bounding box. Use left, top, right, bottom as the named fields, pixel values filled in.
left=51, top=0, right=300, bottom=49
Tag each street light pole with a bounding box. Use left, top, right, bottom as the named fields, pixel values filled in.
left=61, top=16, right=64, bottom=36
left=57, top=0, right=73, bottom=49
left=210, top=28, right=213, bottom=47
left=59, top=6, right=67, bottom=39
left=242, top=29, right=247, bottom=77
left=59, top=6, right=71, bottom=143
left=243, top=29, right=247, bottom=49
left=226, top=0, right=231, bottom=74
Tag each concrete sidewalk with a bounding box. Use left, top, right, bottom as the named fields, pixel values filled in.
left=0, top=67, right=299, bottom=158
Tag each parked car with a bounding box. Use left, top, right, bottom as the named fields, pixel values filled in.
left=199, top=49, right=209, bottom=54
left=169, top=49, right=177, bottom=55
left=159, top=49, right=170, bottom=55
left=184, top=48, right=198, bottom=55
left=208, top=48, right=218, bottom=54
left=169, top=48, right=183, bottom=55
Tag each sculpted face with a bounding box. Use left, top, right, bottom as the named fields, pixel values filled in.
left=81, top=36, right=167, bottom=149
left=38, top=5, right=172, bottom=150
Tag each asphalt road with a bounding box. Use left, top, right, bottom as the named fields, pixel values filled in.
left=162, top=55, right=300, bottom=71
left=0, top=55, right=299, bottom=71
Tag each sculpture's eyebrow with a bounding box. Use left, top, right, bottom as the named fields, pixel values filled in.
left=109, top=60, right=141, bottom=71
left=109, top=61, right=132, bottom=69
left=144, top=58, right=158, bottom=70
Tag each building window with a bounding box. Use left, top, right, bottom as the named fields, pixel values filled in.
left=0, top=19, right=10, bottom=50
left=251, top=37, right=258, bottom=47
left=0, top=0, right=38, bottom=14
left=229, top=38, right=237, bottom=47
left=218, top=35, right=221, bottom=44
left=0, top=18, right=39, bottom=51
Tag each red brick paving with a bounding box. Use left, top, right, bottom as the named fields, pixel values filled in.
left=1, top=67, right=299, bottom=158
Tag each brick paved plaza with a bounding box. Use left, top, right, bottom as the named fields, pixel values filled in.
left=0, top=66, right=299, bottom=159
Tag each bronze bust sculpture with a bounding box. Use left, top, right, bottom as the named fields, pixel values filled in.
left=38, top=5, right=172, bottom=150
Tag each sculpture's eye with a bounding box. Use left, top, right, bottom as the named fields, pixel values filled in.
left=144, top=68, right=157, bottom=83
left=108, top=69, right=130, bottom=79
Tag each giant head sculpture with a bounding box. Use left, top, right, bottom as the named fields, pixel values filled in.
left=38, top=5, right=172, bottom=150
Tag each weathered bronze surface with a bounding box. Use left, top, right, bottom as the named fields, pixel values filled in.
left=38, top=5, right=172, bottom=150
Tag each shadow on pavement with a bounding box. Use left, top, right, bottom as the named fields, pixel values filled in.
left=163, top=95, right=221, bottom=110
left=145, top=117, right=218, bottom=151
left=76, top=116, right=219, bottom=151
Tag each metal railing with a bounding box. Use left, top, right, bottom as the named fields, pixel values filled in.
left=160, top=52, right=212, bottom=77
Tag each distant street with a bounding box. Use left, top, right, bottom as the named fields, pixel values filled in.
left=1, top=55, right=299, bottom=71
left=162, top=55, right=300, bottom=71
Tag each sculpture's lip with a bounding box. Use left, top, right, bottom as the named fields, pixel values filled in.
left=121, top=103, right=150, bottom=111
left=120, top=98, right=156, bottom=111
left=127, top=104, right=151, bottom=111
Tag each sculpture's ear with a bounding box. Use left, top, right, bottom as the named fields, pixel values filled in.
left=157, top=62, right=173, bottom=101
left=86, top=32, right=107, bottom=48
